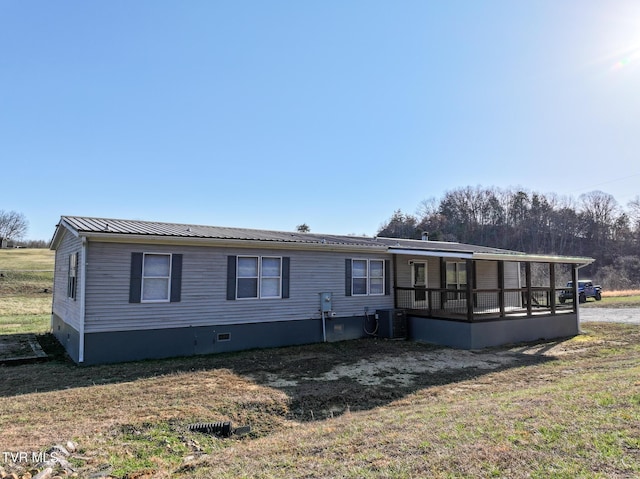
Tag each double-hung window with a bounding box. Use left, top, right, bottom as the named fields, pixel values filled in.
left=67, top=252, right=78, bottom=300
left=350, top=259, right=385, bottom=296
left=237, top=256, right=282, bottom=299
left=129, top=252, right=182, bottom=303
left=142, top=253, right=172, bottom=302
left=446, top=261, right=467, bottom=300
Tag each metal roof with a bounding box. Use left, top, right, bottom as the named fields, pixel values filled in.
left=51, top=216, right=594, bottom=264
left=55, top=216, right=387, bottom=248
left=373, top=236, right=517, bottom=255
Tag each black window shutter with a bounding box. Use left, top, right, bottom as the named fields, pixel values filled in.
left=282, top=257, right=290, bottom=299
left=384, top=259, right=391, bottom=295
left=345, top=259, right=352, bottom=296
left=227, top=256, right=237, bottom=300
left=170, top=254, right=183, bottom=302
left=129, top=253, right=143, bottom=303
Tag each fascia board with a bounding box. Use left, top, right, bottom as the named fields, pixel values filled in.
left=389, top=248, right=594, bottom=265
left=473, top=252, right=595, bottom=265
left=49, top=219, right=79, bottom=250
left=387, top=248, right=474, bottom=259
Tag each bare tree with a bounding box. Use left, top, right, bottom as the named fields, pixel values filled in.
left=579, top=191, right=620, bottom=256
left=0, top=210, right=28, bottom=241
left=416, top=197, right=439, bottom=219
left=381, top=185, right=640, bottom=286
left=628, top=196, right=640, bottom=231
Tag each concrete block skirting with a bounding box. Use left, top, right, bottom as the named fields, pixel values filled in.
left=57, top=315, right=368, bottom=365
left=53, top=313, right=578, bottom=364
left=408, top=313, right=580, bottom=349
left=52, top=313, right=82, bottom=363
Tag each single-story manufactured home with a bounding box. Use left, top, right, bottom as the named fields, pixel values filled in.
left=50, top=216, right=594, bottom=365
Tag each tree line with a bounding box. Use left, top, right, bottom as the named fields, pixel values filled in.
left=377, top=186, right=640, bottom=289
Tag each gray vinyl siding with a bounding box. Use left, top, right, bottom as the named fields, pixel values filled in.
left=474, top=261, right=521, bottom=288
left=475, top=260, right=496, bottom=305
left=504, top=261, right=521, bottom=288
left=504, top=261, right=522, bottom=307
left=394, top=256, right=443, bottom=308
left=394, top=257, right=522, bottom=309
left=394, top=256, right=441, bottom=288
left=475, top=261, right=522, bottom=307
left=52, top=229, right=83, bottom=332
left=84, top=242, right=394, bottom=333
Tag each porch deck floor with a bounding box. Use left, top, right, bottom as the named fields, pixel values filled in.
left=405, top=306, right=575, bottom=322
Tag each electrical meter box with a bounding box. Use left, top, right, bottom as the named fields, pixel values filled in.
left=320, top=292, right=333, bottom=312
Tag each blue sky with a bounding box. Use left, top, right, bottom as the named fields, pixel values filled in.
left=1, top=1, right=639, bottom=241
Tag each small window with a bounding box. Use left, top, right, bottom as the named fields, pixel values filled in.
left=142, top=253, right=172, bottom=302
left=67, top=253, right=78, bottom=300
left=237, top=256, right=282, bottom=299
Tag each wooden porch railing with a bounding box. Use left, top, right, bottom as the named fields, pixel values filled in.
left=394, top=286, right=576, bottom=322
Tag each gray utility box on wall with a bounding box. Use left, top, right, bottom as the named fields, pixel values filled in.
left=376, top=309, right=408, bottom=339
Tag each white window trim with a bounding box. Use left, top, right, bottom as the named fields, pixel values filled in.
left=369, top=259, right=385, bottom=296
left=411, top=261, right=428, bottom=289
left=67, top=252, right=78, bottom=300
left=141, top=252, right=172, bottom=303
left=236, top=255, right=283, bottom=300
left=446, top=261, right=467, bottom=289
left=352, top=258, right=385, bottom=296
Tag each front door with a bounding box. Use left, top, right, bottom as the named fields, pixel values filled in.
left=411, top=261, right=428, bottom=307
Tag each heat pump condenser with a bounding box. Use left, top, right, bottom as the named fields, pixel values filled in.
left=375, top=309, right=407, bottom=339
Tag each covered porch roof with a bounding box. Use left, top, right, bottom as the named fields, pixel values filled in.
left=378, top=237, right=594, bottom=266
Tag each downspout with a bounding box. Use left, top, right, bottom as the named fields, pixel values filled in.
left=392, top=254, right=398, bottom=309
left=50, top=253, right=57, bottom=332
left=79, top=237, right=87, bottom=363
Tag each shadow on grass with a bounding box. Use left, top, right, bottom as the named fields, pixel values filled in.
left=0, top=331, right=568, bottom=422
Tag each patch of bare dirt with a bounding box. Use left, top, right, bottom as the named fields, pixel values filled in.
left=238, top=338, right=557, bottom=421
left=251, top=349, right=518, bottom=388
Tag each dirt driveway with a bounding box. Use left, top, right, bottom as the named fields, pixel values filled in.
left=580, top=307, right=640, bottom=325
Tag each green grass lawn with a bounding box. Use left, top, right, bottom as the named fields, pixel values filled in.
left=583, top=294, right=640, bottom=308
left=0, top=248, right=54, bottom=270
left=0, top=312, right=50, bottom=334
left=0, top=249, right=53, bottom=333
left=0, top=323, right=638, bottom=478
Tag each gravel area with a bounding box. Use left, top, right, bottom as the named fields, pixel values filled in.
left=579, top=307, right=640, bottom=325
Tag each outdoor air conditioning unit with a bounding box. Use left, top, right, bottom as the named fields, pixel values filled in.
left=376, top=309, right=408, bottom=339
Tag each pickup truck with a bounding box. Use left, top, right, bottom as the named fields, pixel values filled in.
left=558, top=280, right=602, bottom=304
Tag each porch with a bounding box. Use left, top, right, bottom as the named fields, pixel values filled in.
left=391, top=256, right=580, bottom=323
left=388, top=254, right=583, bottom=349
left=394, top=286, right=576, bottom=322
